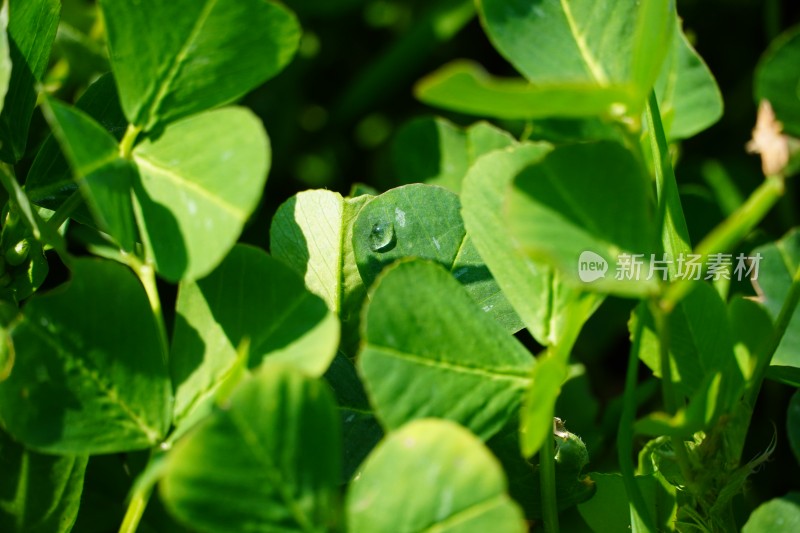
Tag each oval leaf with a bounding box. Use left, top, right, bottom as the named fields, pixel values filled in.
left=358, top=260, right=534, bottom=440
left=160, top=365, right=341, bottom=533
left=347, top=419, right=526, bottom=533
left=504, top=141, right=658, bottom=298
left=171, top=244, right=339, bottom=425
left=132, top=107, right=270, bottom=281
left=100, top=0, right=300, bottom=130
left=0, top=259, right=171, bottom=454
left=353, top=183, right=522, bottom=332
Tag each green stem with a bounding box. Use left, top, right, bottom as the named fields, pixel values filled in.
left=119, top=124, right=142, bottom=159
left=618, top=303, right=656, bottom=531
left=48, top=190, right=83, bottom=231
left=124, top=253, right=168, bottom=362
left=646, top=90, right=692, bottom=267
left=661, top=174, right=785, bottom=312
left=118, top=482, right=153, bottom=533
left=539, top=424, right=559, bottom=533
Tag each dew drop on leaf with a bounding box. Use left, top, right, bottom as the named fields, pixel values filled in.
left=369, top=221, right=395, bottom=252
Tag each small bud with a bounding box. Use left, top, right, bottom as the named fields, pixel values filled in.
left=5, top=239, right=30, bottom=266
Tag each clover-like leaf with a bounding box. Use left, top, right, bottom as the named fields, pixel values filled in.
left=0, top=0, right=60, bottom=162
left=347, top=419, right=526, bottom=532
left=0, top=259, right=171, bottom=454
left=353, top=183, right=523, bottom=332
left=359, top=260, right=534, bottom=440
left=171, top=244, right=339, bottom=426
left=0, top=429, right=87, bottom=533
left=132, top=107, right=270, bottom=281
left=160, top=365, right=341, bottom=533
left=100, top=0, right=300, bottom=130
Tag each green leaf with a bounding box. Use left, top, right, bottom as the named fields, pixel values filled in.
left=416, top=60, right=636, bottom=120
left=270, top=190, right=369, bottom=320
left=391, top=116, right=516, bottom=193
left=160, top=365, right=341, bottom=533
left=41, top=98, right=137, bottom=251
left=578, top=473, right=676, bottom=533
left=0, top=259, right=171, bottom=454
left=636, top=283, right=741, bottom=402
left=520, top=356, right=568, bottom=457
left=26, top=73, right=127, bottom=219
left=504, top=141, right=658, bottom=298
left=0, top=3, right=10, bottom=115
left=743, top=492, right=800, bottom=533
left=358, top=260, right=533, bottom=440
left=654, top=25, right=723, bottom=141
left=132, top=107, right=270, bottom=281
left=0, top=430, right=87, bottom=533
left=476, top=0, right=674, bottom=115
left=0, top=0, right=60, bottom=162
left=325, top=354, right=383, bottom=483
left=461, top=143, right=601, bottom=346
left=755, top=26, right=800, bottom=137
left=353, top=183, right=523, bottom=332
left=346, top=419, right=526, bottom=532
left=171, top=244, right=339, bottom=425
left=752, top=229, right=800, bottom=385
left=100, top=0, right=300, bottom=130
left=270, top=190, right=370, bottom=355
left=728, top=296, right=774, bottom=383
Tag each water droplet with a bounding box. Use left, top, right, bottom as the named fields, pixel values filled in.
left=369, top=221, right=395, bottom=252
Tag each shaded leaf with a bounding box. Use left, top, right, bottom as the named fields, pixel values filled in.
left=752, top=229, right=800, bottom=385
left=171, top=244, right=339, bottom=426
left=391, top=116, right=516, bottom=193
left=0, top=429, right=87, bottom=533
left=578, top=473, right=676, bottom=533
left=0, top=0, right=60, bottom=162
left=358, top=260, right=533, bottom=440
left=160, top=365, right=341, bottom=533
left=505, top=141, right=658, bottom=297
left=0, top=259, right=171, bottom=454
left=132, top=107, right=270, bottom=281
left=353, top=183, right=522, bottom=332
left=26, top=73, right=127, bottom=219
left=100, top=0, right=300, bottom=130
left=41, top=98, right=137, bottom=251
left=462, top=143, right=601, bottom=346
left=347, top=419, right=526, bottom=533
left=755, top=26, right=800, bottom=137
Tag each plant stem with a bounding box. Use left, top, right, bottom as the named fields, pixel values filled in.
left=618, top=303, right=656, bottom=531
left=661, top=174, right=785, bottom=313
left=118, top=481, right=153, bottom=533
left=119, top=124, right=142, bottom=159
left=48, top=189, right=83, bottom=231
left=124, top=253, right=168, bottom=362
left=539, top=425, right=559, bottom=533
left=646, top=90, right=692, bottom=269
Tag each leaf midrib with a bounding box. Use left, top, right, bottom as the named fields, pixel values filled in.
left=560, top=0, right=609, bottom=84
left=365, top=344, right=532, bottom=383
left=134, top=153, right=247, bottom=220
left=138, top=0, right=220, bottom=129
